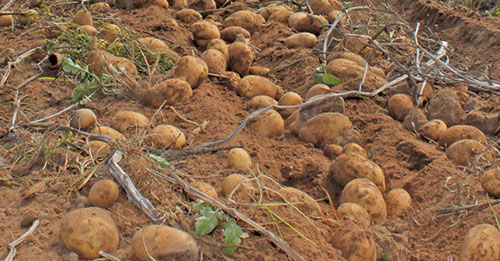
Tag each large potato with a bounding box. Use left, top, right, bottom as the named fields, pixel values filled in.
left=298, top=112, right=353, bottom=147
left=337, top=203, right=371, bottom=228
left=111, top=111, right=149, bottom=132
left=176, top=9, right=202, bottom=23
left=427, top=88, right=464, bottom=126
left=343, top=143, right=367, bottom=159
left=190, top=181, right=218, bottom=199
left=143, top=79, right=193, bottom=107
left=402, top=108, right=428, bottom=131
left=285, top=33, right=317, bottom=48
left=88, top=50, right=137, bottom=77
left=480, top=168, right=500, bottom=198
left=227, top=147, right=252, bottom=171
left=248, top=95, right=278, bottom=109
left=279, top=187, right=321, bottom=216
left=173, top=56, right=208, bottom=88
left=248, top=109, right=284, bottom=138
left=91, top=126, right=126, bottom=140
left=189, top=0, right=216, bottom=11
left=138, top=37, right=179, bottom=60
left=224, top=10, right=265, bottom=33
left=146, top=124, right=186, bottom=149
left=330, top=226, right=377, bottom=261
left=305, top=84, right=331, bottom=100
left=70, top=108, right=97, bottom=130
left=191, top=20, right=220, bottom=48
left=73, top=10, right=92, bottom=26
left=207, top=39, right=229, bottom=61
left=237, top=75, right=283, bottom=99
left=439, top=125, right=487, bottom=148
left=84, top=140, right=111, bottom=157
left=385, top=188, right=412, bottom=217
left=221, top=26, right=251, bottom=43
left=340, top=178, right=387, bottom=224
left=329, top=152, right=386, bottom=191
left=288, top=12, right=308, bottom=29
left=327, top=51, right=366, bottom=67
left=132, top=225, right=198, bottom=261
left=228, top=41, right=253, bottom=76
left=419, top=119, right=447, bottom=141
left=459, top=224, right=500, bottom=261
left=268, top=9, right=293, bottom=23
left=325, top=58, right=387, bottom=91
left=260, top=4, right=292, bottom=20
left=290, top=14, right=327, bottom=35
left=446, top=139, right=489, bottom=166
left=388, top=94, right=414, bottom=121
left=201, top=49, right=227, bottom=74
left=60, top=207, right=119, bottom=259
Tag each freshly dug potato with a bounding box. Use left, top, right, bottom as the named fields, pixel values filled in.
left=260, top=4, right=292, bottom=20
left=18, top=9, right=39, bottom=25
left=248, top=95, right=278, bottom=109
left=298, top=112, right=353, bottom=147
left=340, top=178, right=387, bottom=224
left=462, top=111, right=500, bottom=135
left=146, top=124, right=186, bottom=149
left=173, top=56, right=208, bottom=88
left=191, top=20, right=220, bottom=48
left=60, top=207, right=119, bottom=259
left=327, top=51, right=366, bottom=67
left=459, top=224, right=500, bottom=261
left=279, top=187, right=321, bottom=215
left=222, top=174, right=253, bottom=197
left=221, top=71, right=241, bottom=89
left=90, top=2, right=111, bottom=12
left=88, top=50, right=137, bottom=77
left=228, top=148, right=252, bottom=171
left=78, top=25, right=97, bottom=36
left=115, top=0, right=169, bottom=9
left=237, top=75, right=283, bottom=99
left=480, top=168, right=500, bottom=198
left=224, top=10, right=265, bottom=33
left=288, top=12, right=308, bottom=29
left=327, top=10, right=347, bottom=24
left=330, top=226, right=377, bottom=261
left=142, top=79, right=192, bottom=108
left=221, top=26, right=251, bottom=43
left=70, top=108, right=97, bottom=130
left=99, top=23, right=121, bottom=43
left=249, top=66, right=270, bottom=75
left=228, top=41, right=253, bottom=76
left=0, top=15, right=13, bottom=26
left=188, top=0, right=216, bottom=11
left=446, top=139, right=489, bottom=166
left=329, top=152, right=385, bottom=191
left=306, top=84, right=331, bottom=100
left=308, top=0, right=335, bottom=14
left=385, top=188, right=412, bottom=217
left=207, top=39, right=229, bottom=61
left=325, top=58, right=387, bottom=91
left=278, top=91, right=303, bottom=117
left=324, top=144, right=343, bottom=159
left=111, top=111, right=149, bottom=132
left=388, top=94, right=414, bottom=121
left=190, top=181, right=218, bottom=199
left=402, top=108, right=428, bottom=131
left=343, top=143, right=367, bottom=159
left=427, top=88, right=464, bottom=126
left=248, top=109, right=284, bottom=138
left=268, top=9, right=293, bottom=23
left=291, top=14, right=327, bottom=35
left=285, top=33, right=317, bottom=48
left=176, top=9, right=202, bottom=23
left=91, top=126, right=126, bottom=140
left=132, top=225, right=198, bottom=261
left=138, top=37, right=179, bottom=61
left=201, top=49, right=227, bottom=74
left=88, top=179, right=120, bottom=208
left=73, top=10, right=92, bottom=26
left=84, top=140, right=111, bottom=157
left=419, top=119, right=447, bottom=141
left=171, top=0, right=188, bottom=9
left=337, top=203, right=371, bottom=227
left=439, top=125, right=487, bottom=148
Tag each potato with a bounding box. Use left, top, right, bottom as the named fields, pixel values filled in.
left=325, top=58, right=387, bottom=91
left=388, top=94, right=414, bottom=121
left=60, top=207, right=119, bottom=259
left=446, top=139, right=489, bottom=166
left=222, top=174, right=253, bottom=197
left=288, top=12, right=308, bottom=29
left=99, top=23, right=121, bottom=43
left=329, top=152, right=385, bottom=191
left=138, top=37, right=179, bottom=60
left=385, top=188, right=411, bottom=217
left=248, top=109, right=284, bottom=138
left=73, top=10, right=92, bottom=26
left=480, top=168, right=500, bottom=198
left=224, top=10, right=265, bottom=33
left=306, top=84, right=331, bottom=100
left=0, top=15, right=13, bottom=26
left=78, top=25, right=97, bottom=36
left=189, top=0, right=216, bottom=11
left=111, top=111, right=149, bottom=132
left=176, top=9, right=202, bottom=23
left=427, top=88, right=464, bottom=126
left=330, top=226, right=377, bottom=261
left=324, top=144, right=343, bottom=159
left=88, top=50, right=137, bottom=77
left=419, top=119, right=447, bottom=141
left=278, top=91, right=302, bottom=117
left=171, top=0, right=188, bottom=9
left=279, top=187, right=321, bottom=216
left=221, top=26, right=251, bottom=43
left=90, top=2, right=110, bottom=12
left=248, top=95, right=278, bottom=109
left=402, top=108, right=428, bottom=131
left=237, top=75, right=283, bottom=99
left=173, top=56, right=208, bottom=88
left=142, top=79, right=192, bottom=108
left=249, top=66, right=270, bottom=75
left=298, top=112, right=353, bottom=147
left=70, top=108, right=97, bottom=130
left=221, top=71, right=241, bottom=89
left=190, top=181, right=218, bottom=199
left=285, top=33, right=317, bottom=48
left=91, top=126, right=126, bottom=140
left=291, top=14, right=327, bottom=35
left=459, top=224, right=500, bottom=261
left=462, top=111, right=500, bottom=135
left=207, top=39, right=229, bottom=61
left=191, top=21, right=220, bottom=48
left=201, top=49, right=227, bottom=74
left=343, top=143, right=367, bottom=159
left=228, top=41, right=253, bottom=76
left=327, top=51, right=366, bottom=67
left=327, top=10, right=347, bottom=24
left=84, top=140, right=111, bottom=157
left=268, top=10, right=293, bottom=23
left=88, top=179, right=120, bottom=208
left=228, top=148, right=252, bottom=171
left=308, top=0, right=335, bottom=14
left=132, top=225, right=198, bottom=261
left=146, top=124, right=186, bottom=149
left=337, top=203, right=371, bottom=227
left=18, top=9, right=39, bottom=25
left=260, top=4, right=292, bottom=20
left=439, top=125, right=487, bottom=148
left=340, top=178, right=387, bottom=224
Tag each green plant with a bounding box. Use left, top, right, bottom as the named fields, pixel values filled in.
left=313, top=68, right=341, bottom=86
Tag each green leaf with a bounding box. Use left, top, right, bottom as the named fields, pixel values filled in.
left=378, top=254, right=389, bottom=261
left=313, top=72, right=325, bottom=84
left=322, top=73, right=341, bottom=86
left=344, top=1, right=353, bottom=9
left=223, top=219, right=247, bottom=255
left=195, top=213, right=219, bottom=236
left=148, top=154, right=171, bottom=169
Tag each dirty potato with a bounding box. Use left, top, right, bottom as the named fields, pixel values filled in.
left=330, top=226, right=377, bottom=261
left=385, top=188, right=412, bottom=217
left=224, top=10, right=265, bottom=33
left=201, top=49, right=227, bottom=74
left=237, top=75, right=283, bottom=99
left=173, top=55, right=208, bottom=88
left=88, top=179, right=120, bottom=208
left=221, top=26, right=251, bottom=43
left=340, top=178, right=387, bottom=224
left=146, top=124, right=186, bottom=149
left=459, top=224, right=500, bottom=261
left=298, top=112, right=353, bottom=147
left=445, top=139, right=489, bottom=166
left=439, top=125, right=487, bottom=148
left=388, top=94, right=414, bottom=121
left=337, top=202, right=371, bottom=227
left=285, top=32, right=317, bottom=48
left=111, top=111, right=149, bottom=132
left=418, top=119, right=447, bottom=141
left=143, top=79, right=193, bottom=108
left=228, top=41, right=254, bottom=76
left=176, top=9, right=202, bottom=23
left=480, top=168, right=500, bottom=198
left=329, top=152, right=386, bottom=191
left=227, top=147, right=252, bottom=171
left=70, top=108, right=97, bottom=130
left=88, top=50, right=137, bottom=77
left=191, top=20, right=220, bottom=48
left=91, top=126, right=126, bottom=140
left=248, top=109, right=284, bottom=138
left=207, top=38, right=229, bottom=61
left=248, top=95, right=278, bottom=109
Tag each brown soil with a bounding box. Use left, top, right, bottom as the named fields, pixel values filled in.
left=0, top=0, right=499, bottom=260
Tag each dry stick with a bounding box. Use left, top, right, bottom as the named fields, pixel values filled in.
left=30, top=103, right=79, bottom=124
left=22, top=123, right=114, bottom=142
left=9, top=90, right=19, bottom=132
left=436, top=199, right=500, bottom=216
left=98, top=250, right=121, bottom=261
left=0, top=0, right=16, bottom=11
left=0, top=48, right=38, bottom=87
left=4, top=219, right=40, bottom=261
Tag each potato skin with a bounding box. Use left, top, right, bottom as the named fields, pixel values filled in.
left=88, top=50, right=137, bottom=77
left=248, top=95, right=278, bottom=109
left=340, top=178, right=387, bottom=224
left=84, top=140, right=111, bottom=156
left=73, top=10, right=92, bottom=26
left=191, top=20, right=220, bottom=48
left=224, top=10, right=265, bottom=33
left=388, top=94, right=414, bottom=121
left=143, top=79, right=193, bottom=108
left=439, top=125, right=487, bottom=148
left=227, top=148, right=252, bottom=171
left=147, top=124, right=186, bottom=149
left=279, top=187, right=321, bottom=216
left=228, top=42, right=254, bottom=76
left=343, top=143, right=367, bottom=158
left=237, top=75, right=283, bottom=99
left=173, top=56, right=208, bottom=88
left=330, top=226, right=377, bottom=261
left=306, top=84, right=331, bottom=100
left=176, top=9, right=202, bottom=23
left=427, top=88, right=464, bottom=126
left=329, top=152, right=386, bottom=191
left=88, top=179, right=120, bottom=208
left=91, top=126, right=126, bottom=140
left=459, top=224, right=500, bottom=261
left=248, top=109, right=284, bottom=138
left=138, top=37, right=179, bottom=60
left=419, top=119, right=447, bottom=141
left=446, top=139, right=488, bottom=166
left=268, top=10, right=293, bottom=23
left=221, top=26, right=251, bottom=43
left=285, top=33, right=317, bottom=48
left=201, top=49, right=227, bottom=74
left=385, top=188, right=412, bottom=216
left=222, top=174, right=251, bottom=197
left=298, top=112, right=353, bottom=147
left=207, top=39, right=229, bottom=61
left=480, top=168, right=500, bottom=198
left=70, top=108, right=97, bottom=130
left=326, top=58, right=387, bottom=92
left=337, top=203, right=371, bottom=228
left=190, top=181, right=218, bottom=199
left=111, top=111, right=149, bottom=132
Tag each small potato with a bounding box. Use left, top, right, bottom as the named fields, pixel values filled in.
left=237, top=75, right=283, bottom=99
left=388, top=94, right=414, bottom=121
left=385, top=188, right=412, bottom=217
left=189, top=0, right=216, bottom=11
left=176, top=9, right=202, bottom=23
left=327, top=10, right=347, bottom=24
left=142, top=79, right=192, bottom=108
left=221, top=26, right=251, bottom=43
left=285, top=33, right=317, bottom=48
left=207, top=39, right=229, bottom=61
left=298, top=112, right=353, bottom=147
left=480, top=168, right=500, bottom=198
left=418, top=119, right=447, bottom=141
left=138, top=37, right=179, bottom=60
left=90, top=2, right=111, bottom=12
left=325, top=58, right=387, bottom=92
left=343, top=143, right=367, bottom=159
left=446, top=139, right=489, bottom=166
left=279, top=187, right=321, bottom=216
left=427, top=88, right=464, bottom=126
left=278, top=91, right=303, bottom=117
left=248, top=95, right=278, bottom=109
left=91, top=126, right=126, bottom=140
left=249, top=66, right=270, bottom=75
left=99, top=23, right=121, bottom=43
left=88, top=50, right=137, bottom=77
left=459, top=224, right=500, bottom=261
left=191, top=21, right=220, bottom=49
left=60, top=207, right=119, bottom=259
left=146, top=124, right=186, bottom=149
left=0, top=15, right=13, bottom=26
left=329, top=152, right=385, bottom=191
left=228, top=148, right=252, bottom=171
left=132, top=225, right=198, bottom=261
left=171, top=0, right=188, bottom=9
left=173, top=56, right=208, bottom=88
left=308, top=0, right=335, bottom=14
left=111, top=111, right=149, bottom=132
left=228, top=41, right=254, bottom=76
left=439, top=125, right=487, bottom=148
left=306, top=84, right=331, bottom=100
left=73, top=10, right=92, bottom=26
left=18, top=9, right=39, bottom=25
left=88, top=179, right=120, bottom=208
left=78, top=25, right=98, bottom=36
left=224, top=10, right=265, bottom=33
left=327, top=51, right=366, bottom=67
left=268, top=10, right=293, bottom=23
left=222, top=174, right=252, bottom=197
left=70, top=108, right=97, bottom=130
left=324, top=144, right=343, bottom=159
left=248, top=109, right=284, bottom=138
left=330, top=226, right=377, bottom=261
left=221, top=71, right=241, bottom=90
left=84, top=140, right=111, bottom=157
left=190, top=181, right=218, bottom=199
left=340, top=178, right=387, bottom=224
left=337, top=203, right=371, bottom=227
left=201, top=49, right=227, bottom=74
